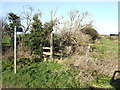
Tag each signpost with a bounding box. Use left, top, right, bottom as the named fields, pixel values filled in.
left=14, top=26, right=23, bottom=74
left=14, top=26, right=17, bottom=74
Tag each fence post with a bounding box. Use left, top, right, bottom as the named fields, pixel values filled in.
left=50, top=32, right=54, bottom=58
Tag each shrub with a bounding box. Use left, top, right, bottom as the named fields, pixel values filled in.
left=17, top=57, right=44, bottom=69
left=2, top=57, right=44, bottom=71
left=81, top=26, right=99, bottom=40
left=32, top=57, right=43, bottom=62
left=17, top=58, right=33, bottom=69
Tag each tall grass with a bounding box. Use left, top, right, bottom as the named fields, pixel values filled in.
left=2, top=60, right=82, bottom=88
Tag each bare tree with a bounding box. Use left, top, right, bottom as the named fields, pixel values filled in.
left=55, top=10, right=93, bottom=46
left=49, top=8, right=60, bottom=30
left=21, top=6, right=41, bottom=34
left=53, top=10, right=95, bottom=56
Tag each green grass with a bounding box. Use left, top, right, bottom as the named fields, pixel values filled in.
left=95, top=37, right=118, bottom=59
left=2, top=59, right=114, bottom=88
left=2, top=60, right=82, bottom=88
left=99, top=37, right=118, bottom=52
left=91, top=75, right=114, bottom=89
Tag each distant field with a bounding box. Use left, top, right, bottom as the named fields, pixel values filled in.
left=96, top=37, right=118, bottom=60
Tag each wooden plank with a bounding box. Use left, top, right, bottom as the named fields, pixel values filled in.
left=43, top=47, right=51, bottom=49
left=54, top=53, right=62, bottom=56
left=43, top=52, right=51, bottom=55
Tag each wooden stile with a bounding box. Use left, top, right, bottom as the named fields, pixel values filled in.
left=42, top=32, right=54, bottom=58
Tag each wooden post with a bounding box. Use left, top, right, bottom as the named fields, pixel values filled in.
left=14, top=26, right=17, bottom=74
left=50, top=32, right=54, bottom=58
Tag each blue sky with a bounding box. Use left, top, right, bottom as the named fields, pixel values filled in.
left=1, top=2, right=118, bottom=35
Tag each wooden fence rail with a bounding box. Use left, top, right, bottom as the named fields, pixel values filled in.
left=43, top=47, right=51, bottom=49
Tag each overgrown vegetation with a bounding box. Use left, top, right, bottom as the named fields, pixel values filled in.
left=2, top=8, right=100, bottom=59
left=1, top=6, right=118, bottom=89
left=2, top=57, right=43, bottom=72
left=53, top=10, right=99, bottom=57
left=2, top=55, right=116, bottom=88
left=2, top=59, right=82, bottom=88
left=23, top=14, right=53, bottom=57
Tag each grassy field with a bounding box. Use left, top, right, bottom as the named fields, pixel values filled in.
left=98, top=37, right=118, bottom=52
left=94, top=37, right=118, bottom=60
left=1, top=36, right=118, bottom=88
